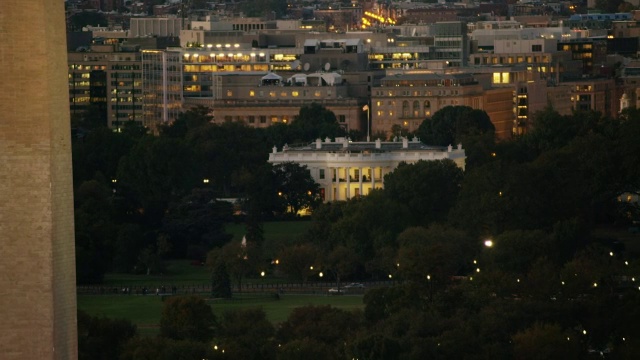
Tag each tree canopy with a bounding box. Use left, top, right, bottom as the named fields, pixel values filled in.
left=416, top=105, right=494, bottom=146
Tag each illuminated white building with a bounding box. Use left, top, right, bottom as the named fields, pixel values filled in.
left=268, top=137, right=466, bottom=201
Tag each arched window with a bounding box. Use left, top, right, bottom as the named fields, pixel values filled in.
left=424, top=100, right=431, bottom=117
left=402, top=101, right=409, bottom=117
left=412, top=100, right=420, bottom=117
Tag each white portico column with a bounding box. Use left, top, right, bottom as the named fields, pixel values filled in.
left=358, top=167, right=363, bottom=197
left=346, top=167, right=351, bottom=199
left=334, top=167, right=340, bottom=200
left=371, top=166, right=375, bottom=191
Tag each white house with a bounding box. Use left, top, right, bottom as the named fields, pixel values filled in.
left=268, top=137, right=466, bottom=201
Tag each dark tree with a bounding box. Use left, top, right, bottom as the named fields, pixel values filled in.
left=216, top=308, right=276, bottom=360
left=278, top=243, right=320, bottom=283
left=290, top=103, right=346, bottom=143
left=121, top=337, right=219, bottom=360
left=74, top=180, right=117, bottom=284
left=273, top=162, right=322, bottom=216
left=72, top=127, right=137, bottom=186
left=211, top=261, right=232, bottom=298
left=77, top=310, right=137, bottom=360
left=277, top=305, right=363, bottom=358
left=117, top=136, right=198, bottom=227
left=415, top=106, right=494, bottom=147
left=187, top=121, right=270, bottom=197
left=161, top=188, right=233, bottom=259
left=160, top=296, right=217, bottom=342
left=383, top=159, right=464, bottom=226
left=279, top=338, right=335, bottom=360
left=160, top=106, right=212, bottom=139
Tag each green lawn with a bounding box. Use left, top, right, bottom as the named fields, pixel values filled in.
left=103, top=260, right=211, bottom=286
left=103, top=220, right=311, bottom=287
left=78, top=293, right=363, bottom=336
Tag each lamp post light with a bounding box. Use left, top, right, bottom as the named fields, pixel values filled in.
left=484, top=239, right=493, bottom=248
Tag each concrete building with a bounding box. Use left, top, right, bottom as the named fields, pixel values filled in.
left=1, top=1, right=77, bottom=359
left=129, top=16, right=183, bottom=38
left=557, top=38, right=609, bottom=76
left=268, top=138, right=466, bottom=201
left=141, top=49, right=183, bottom=129
left=212, top=71, right=364, bottom=132
left=371, top=72, right=514, bottom=140
left=68, top=43, right=144, bottom=129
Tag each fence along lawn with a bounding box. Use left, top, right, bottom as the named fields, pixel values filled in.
left=77, top=293, right=364, bottom=337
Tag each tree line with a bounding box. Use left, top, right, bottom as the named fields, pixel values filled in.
left=72, top=103, right=342, bottom=283
left=74, top=102, right=640, bottom=357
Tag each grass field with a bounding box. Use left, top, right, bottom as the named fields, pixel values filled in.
left=103, top=220, right=311, bottom=287
left=78, top=293, right=364, bottom=336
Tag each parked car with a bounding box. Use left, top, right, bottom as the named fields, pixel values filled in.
left=328, top=287, right=346, bottom=295
left=344, top=283, right=365, bottom=289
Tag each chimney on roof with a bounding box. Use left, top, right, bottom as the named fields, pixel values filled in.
left=272, top=146, right=277, bottom=153
left=375, top=139, right=381, bottom=149
left=402, top=137, right=408, bottom=149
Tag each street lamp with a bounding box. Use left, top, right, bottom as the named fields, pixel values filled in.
left=484, top=239, right=493, bottom=248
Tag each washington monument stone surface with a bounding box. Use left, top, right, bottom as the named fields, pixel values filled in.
left=0, top=1, right=78, bottom=359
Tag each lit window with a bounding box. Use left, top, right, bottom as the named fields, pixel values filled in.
left=249, top=90, right=255, bottom=97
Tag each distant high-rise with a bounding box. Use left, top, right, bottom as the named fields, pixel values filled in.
left=0, top=1, right=78, bottom=359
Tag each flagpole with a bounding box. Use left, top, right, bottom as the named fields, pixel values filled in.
left=363, top=104, right=370, bottom=142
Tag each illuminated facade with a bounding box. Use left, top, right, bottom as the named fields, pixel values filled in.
left=68, top=44, right=144, bottom=129
left=368, top=21, right=468, bottom=70
left=371, top=72, right=514, bottom=140
left=141, top=49, right=183, bottom=128
left=557, top=38, right=608, bottom=75
left=212, top=72, right=364, bottom=132
left=268, top=138, right=466, bottom=201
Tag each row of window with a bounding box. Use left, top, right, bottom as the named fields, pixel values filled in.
left=69, top=65, right=106, bottom=70
left=223, top=114, right=347, bottom=124
left=110, top=97, right=144, bottom=103
left=373, top=89, right=462, bottom=96
left=110, top=105, right=143, bottom=110
left=473, top=55, right=551, bottom=65
left=246, top=89, right=334, bottom=98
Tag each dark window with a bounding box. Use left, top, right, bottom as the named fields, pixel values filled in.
left=532, top=45, right=542, bottom=52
